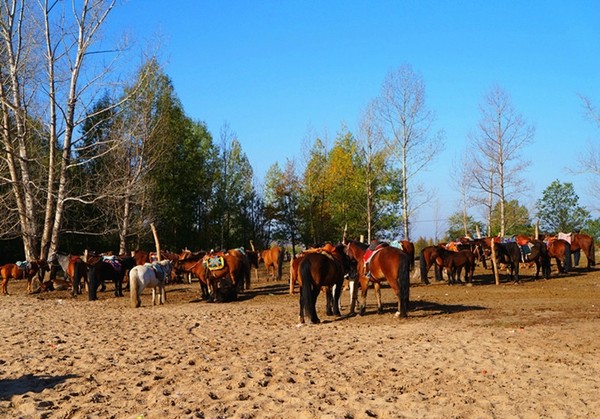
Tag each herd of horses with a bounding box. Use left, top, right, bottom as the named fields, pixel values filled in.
left=0, top=232, right=595, bottom=323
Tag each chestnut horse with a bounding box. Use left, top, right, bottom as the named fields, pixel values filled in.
left=569, top=233, right=596, bottom=270
left=297, top=243, right=348, bottom=324
left=546, top=238, right=572, bottom=274
left=0, top=260, right=48, bottom=295
left=344, top=240, right=410, bottom=317
left=260, top=245, right=284, bottom=281
left=197, top=248, right=250, bottom=302
left=176, top=251, right=210, bottom=299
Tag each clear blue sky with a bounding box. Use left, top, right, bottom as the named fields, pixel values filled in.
left=106, top=1, right=600, bottom=239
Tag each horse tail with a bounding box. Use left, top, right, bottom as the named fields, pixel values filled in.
left=277, top=248, right=284, bottom=280
left=130, top=267, right=141, bottom=308
left=589, top=237, right=596, bottom=266
left=71, top=261, right=81, bottom=296
left=419, top=249, right=430, bottom=284
left=563, top=244, right=572, bottom=273
left=299, top=257, right=317, bottom=323
left=397, top=253, right=410, bottom=317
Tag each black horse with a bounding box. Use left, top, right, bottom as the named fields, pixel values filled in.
left=87, top=255, right=136, bottom=300
left=493, top=242, right=521, bottom=283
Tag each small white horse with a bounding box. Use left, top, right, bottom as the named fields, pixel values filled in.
left=129, top=260, right=172, bottom=308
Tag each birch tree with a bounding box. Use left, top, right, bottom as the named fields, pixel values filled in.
left=375, top=64, right=444, bottom=241
left=469, top=86, right=534, bottom=237
left=0, top=0, right=119, bottom=259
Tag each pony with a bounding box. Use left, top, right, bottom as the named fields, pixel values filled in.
left=260, top=245, right=284, bottom=281
left=297, top=243, right=349, bottom=324
left=87, top=255, right=136, bottom=300
left=344, top=239, right=410, bottom=317
left=0, top=260, right=48, bottom=295
left=50, top=252, right=88, bottom=296
left=419, top=245, right=444, bottom=284
left=569, top=233, right=596, bottom=270
left=546, top=238, right=572, bottom=274
left=525, top=239, right=552, bottom=279
left=129, top=260, right=173, bottom=308
left=430, top=247, right=474, bottom=284
left=491, top=242, right=521, bottom=283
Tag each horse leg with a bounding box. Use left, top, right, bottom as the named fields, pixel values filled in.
left=374, top=282, right=383, bottom=314
left=332, top=281, right=343, bottom=317
left=348, top=279, right=358, bottom=315
left=573, top=250, right=580, bottom=267
left=298, top=293, right=305, bottom=324
left=358, top=277, right=369, bottom=316
left=325, top=287, right=334, bottom=316
left=310, top=287, right=321, bottom=324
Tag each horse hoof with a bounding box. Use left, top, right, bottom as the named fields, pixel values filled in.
left=310, top=318, right=321, bottom=324
left=359, top=307, right=366, bottom=316
left=377, top=308, right=384, bottom=315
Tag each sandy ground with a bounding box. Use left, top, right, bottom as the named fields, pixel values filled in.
left=0, top=260, right=599, bottom=419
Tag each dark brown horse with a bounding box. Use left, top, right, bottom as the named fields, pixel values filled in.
left=491, top=242, right=522, bottom=282
left=297, top=243, right=348, bottom=324
left=525, top=240, right=552, bottom=279
left=546, top=238, right=572, bottom=274
left=1, top=260, right=48, bottom=294
left=87, top=255, right=136, bottom=300
left=430, top=247, right=474, bottom=284
left=419, top=245, right=444, bottom=284
left=260, top=245, right=284, bottom=281
left=570, top=233, right=596, bottom=270
left=344, top=240, right=410, bottom=317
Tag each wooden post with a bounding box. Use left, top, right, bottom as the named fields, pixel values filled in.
left=249, top=240, right=256, bottom=251
left=151, top=223, right=161, bottom=261
left=490, top=240, right=500, bottom=285
left=535, top=221, right=539, bottom=240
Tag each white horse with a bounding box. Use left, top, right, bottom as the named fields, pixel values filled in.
left=129, top=260, right=172, bottom=308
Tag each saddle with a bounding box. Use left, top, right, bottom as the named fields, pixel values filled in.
left=389, top=240, right=403, bottom=250
left=102, top=255, right=121, bottom=271
left=149, top=262, right=167, bottom=282
left=558, top=232, right=572, bottom=244
left=205, top=254, right=225, bottom=271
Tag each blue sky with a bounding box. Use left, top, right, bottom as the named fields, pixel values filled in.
left=106, top=1, right=600, bottom=239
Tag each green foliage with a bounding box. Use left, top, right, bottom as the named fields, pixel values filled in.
left=445, top=212, right=485, bottom=242
left=536, top=180, right=590, bottom=233
left=490, top=200, right=533, bottom=236
left=583, top=218, right=600, bottom=242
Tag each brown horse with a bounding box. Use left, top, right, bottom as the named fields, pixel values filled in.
left=297, top=243, right=348, bottom=324
left=1, top=260, right=48, bottom=294
left=401, top=240, right=415, bottom=271
left=344, top=240, right=410, bottom=317
left=246, top=250, right=260, bottom=282
left=197, top=248, right=250, bottom=302
left=176, top=251, right=210, bottom=299
left=569, top=233, right=596, bottom=270
left=419, top=245, right=444, bottom=284
left=430, top=247, right=474, bottom=284
left=260, top=245, right=284, bottom=281
left=546, top=238, right=572, bottom=274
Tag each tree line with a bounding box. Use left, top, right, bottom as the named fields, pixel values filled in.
left=1, top=1, right=598, bottom=263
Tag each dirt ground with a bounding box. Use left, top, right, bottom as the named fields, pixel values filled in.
left=0, top=258, right=599, bottom=418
